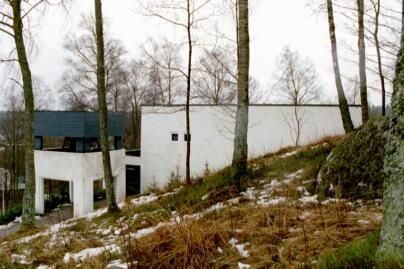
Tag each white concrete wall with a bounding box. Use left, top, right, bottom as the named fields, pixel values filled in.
left=140, top=105, right=362, bottom=192
left=35, top=149, right=126, bottom=217
left=126, top=155, right=141, bottom=166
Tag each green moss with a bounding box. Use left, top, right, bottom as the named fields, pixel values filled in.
left=318, top=117, right=389, bottom=200
left=316, top=230, right=404, bottom=269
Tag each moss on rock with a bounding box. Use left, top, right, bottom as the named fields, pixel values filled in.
left=318, top=117, right=389, bottom=200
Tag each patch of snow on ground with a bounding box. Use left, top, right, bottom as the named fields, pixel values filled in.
left=206, top=202, right=227, bottom=213
left=229, top=238, right=250, bottom=258
left=299, top=211, right=311, bottom=220
left=280, top=151, right=298, bottom=159
left=131, top=194, right=158, bottom=205
left=130, top=222, right=173, bottom=239
left=299, top=195, right=318, bottom=204
left=321, top=198, right=346, bottom=205
left=285, top=169, right=304, bottom=180
left=257, top=196, right=287, bottom=206
left=201, top=194, right=210, bottom=200
left=228, top=197, right=241, bottom=205
left=107, top=259, right=131, bottom=269
left=160, top=187, right=183, bottom=197
left=288, top=227, right=303, bottom=233
left=241, top=187, right=258, bottom=200
left=64, top=244, right=121, bottom=263
left=297, top=186, right=310, bottom=196
left=36, top=265, right=55, bottom=269
left=11, top=254, right=31, bottom=265
left=238, top=262, right=251, bottom=269
left=357, top=219, right=370, bottom=225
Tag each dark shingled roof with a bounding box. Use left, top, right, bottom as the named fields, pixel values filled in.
left=34, top=111, right=125, bottom=137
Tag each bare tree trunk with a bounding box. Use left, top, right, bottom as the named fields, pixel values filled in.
left=11, top=0, right=36, bottom=229
left=293, top=104, right=301, bottom=146
left=94, top=0, right=119, bottom=212
left=357, top=0, right=369, bottom=122
left=373, top=0, right=387, bottom=116
left=185, top=0, right=193, bottom=185
left=232, top=0, right=250, bottom=181
left=379, top=0, right=404, bottom=258
left=326, top=0, right=355, bottom=133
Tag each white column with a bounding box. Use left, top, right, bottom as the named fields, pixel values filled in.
left=73, top=178, right=93, bottom=217
left=35, top=176, right=44, bottom=214
left=115, top=168, right=126, bottom=204
left=69, top=181, right=74, bottom=203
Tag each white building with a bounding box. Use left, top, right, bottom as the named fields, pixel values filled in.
left=140, top=105, right=362, bottom=192
left=34, top=112, right=126, bottom=217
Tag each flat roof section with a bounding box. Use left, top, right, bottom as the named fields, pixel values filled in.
left=34, top=111, right=125, bottom=138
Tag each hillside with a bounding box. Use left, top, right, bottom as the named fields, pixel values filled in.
left=0, top=139, right=383, bottom=269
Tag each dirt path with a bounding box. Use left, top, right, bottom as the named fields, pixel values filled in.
left=0, top=199, right=106, bottom=238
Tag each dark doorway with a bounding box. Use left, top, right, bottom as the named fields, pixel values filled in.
left=126, top=165, right=140, bottom=195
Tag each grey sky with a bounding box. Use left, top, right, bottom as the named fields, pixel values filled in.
left=0, top=0, right=399, bottom=109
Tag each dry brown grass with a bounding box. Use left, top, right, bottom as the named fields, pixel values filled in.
left=131, top=219, right=228, bottom=269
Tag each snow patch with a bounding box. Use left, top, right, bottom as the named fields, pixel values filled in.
left=131, top=194, right=158, bottom=205
left=241, top=187, right=257, bottom=200
left=280, top=151, right=298, bottom=159
left=107, top=259, right=132, bottom=269
left=238, top=262, right=251, bottom=269
left=63, top=244, right=121, bottom=263
left=229, top=238, right=250, bottom=258
left=37, top=265, right=55, bottom=269
left=297, top=186, right=310, bottom=196
left=11, top=254, right=31, bottom=265
left=257, top=196, right=287, bottom=206
left=357, top=219, right=370, bottom=225
left=299, top=195, right=318, bottom=204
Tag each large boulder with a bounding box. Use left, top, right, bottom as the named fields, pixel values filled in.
left=317, top=117, right=389, bottom=200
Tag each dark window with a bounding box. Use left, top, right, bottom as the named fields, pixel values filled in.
left=172, top=133, right=178, bottom=141
left=184, top=134, right=191, bottom=141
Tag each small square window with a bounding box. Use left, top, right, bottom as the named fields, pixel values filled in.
left=184, top=134, right=191, bottom=141
left=171, top=133, right=178, bottom=141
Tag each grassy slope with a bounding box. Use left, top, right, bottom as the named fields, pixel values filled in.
left=0, top=138, right=384, bottom=269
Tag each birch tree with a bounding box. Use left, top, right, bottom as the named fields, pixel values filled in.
left=61, top=15, right=127, bottom=112
left=379, top=0, right=404, bottom=258
left=138, top=0, right=212, bottom=184
left=94, top=0, right=119, bottom=212
left=326, top=0, right=355, bottom=132
left=232, top=0, right=250, bottom=180
left=272, top=46, right=322, bottom=146
left=194, top=48, right=236, bottom=104
left=370, top=0, right=387, bottom=115
left=141, top=38, right=182, bottom=105
left=357, top=0, right=369, bottom=122
left=0, top=0, right=57, bottom=228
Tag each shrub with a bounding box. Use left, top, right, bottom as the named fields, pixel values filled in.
left=318, top=117, right=389, bottom=200
left=0, top=203, right=22, bottom=224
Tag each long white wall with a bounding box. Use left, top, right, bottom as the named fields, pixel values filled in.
left=140, top=105, right=362, bottom=192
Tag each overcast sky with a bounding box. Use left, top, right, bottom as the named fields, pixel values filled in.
left=0, top=0, right=399, bottom=110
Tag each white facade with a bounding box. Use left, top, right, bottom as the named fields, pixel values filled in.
left=35, top=149, right=126, bottom=217
left=140, top=105, right=362, bottom=192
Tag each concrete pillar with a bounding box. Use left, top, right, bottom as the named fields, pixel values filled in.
left=69, top=181, right=74, bottom=203
left=35, top=176, right=44, bottom=214
left=73, top=178, right=93, bottom=217
left=115, top=168, right=126, bottom=204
